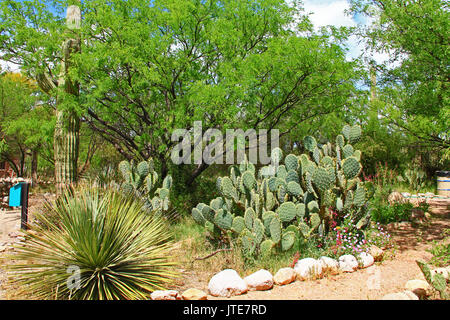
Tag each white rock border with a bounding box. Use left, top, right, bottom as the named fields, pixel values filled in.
left=151, top=247, right=450, bottom=300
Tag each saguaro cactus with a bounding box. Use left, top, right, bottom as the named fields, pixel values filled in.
left=54, top=3, right=81, bottom=193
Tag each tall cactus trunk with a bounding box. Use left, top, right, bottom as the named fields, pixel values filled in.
left=54, top=4, right=81, bottom=194
left=54, top=109, right=80, bottom=193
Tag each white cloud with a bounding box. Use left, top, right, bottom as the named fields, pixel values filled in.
left=303, top=0, right=356, bottom=29
left=301, top=0, right=392, bottom=65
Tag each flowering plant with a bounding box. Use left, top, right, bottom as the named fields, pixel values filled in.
left=364, top=222, right=394, bottom=249
left=327, top=210, right=393, bottom=257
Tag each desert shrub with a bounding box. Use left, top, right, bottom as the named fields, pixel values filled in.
left=8, top=187, right=178, bottom=300
left=89, top=164, right=120, bottom=188
left=427, top=229, right=450, bottom=267
left=364, top=222, right=394, bottom=249
left=428, top=242, right=450, bottom=268
left=370, top=202, right=414, bottom=224
left=397, top=167, right=435, bottom=193
left=169, top=164, right=222, bottom=217
left=325, top=211, right=393, bottom=258
left=364, top=161, right=398, bottom=208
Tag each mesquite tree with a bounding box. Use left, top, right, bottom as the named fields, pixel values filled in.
left=0, top=0, right=362, bottom=189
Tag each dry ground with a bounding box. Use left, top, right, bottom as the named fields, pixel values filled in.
left=173, top=213, right=449, bottom=300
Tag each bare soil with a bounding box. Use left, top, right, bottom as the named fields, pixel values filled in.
left=174, top=214, right=450, bottom=300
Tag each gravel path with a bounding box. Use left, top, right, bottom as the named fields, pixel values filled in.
left=203, top=216, right=449, bottom=300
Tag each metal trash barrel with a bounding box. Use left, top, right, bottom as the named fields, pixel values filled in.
left=436, top=171, right=450, bottom=197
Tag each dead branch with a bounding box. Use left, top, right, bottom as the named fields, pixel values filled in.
left=192, top=248, right=232, bottom=263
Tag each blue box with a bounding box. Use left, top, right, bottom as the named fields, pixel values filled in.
left=9, top=183, right=23, bottom=207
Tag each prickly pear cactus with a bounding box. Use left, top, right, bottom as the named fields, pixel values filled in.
left=118, top=159, right=172, bottom=214
left=416, top=260, right=449, bottom=300
left=299, top=124, right=370, bottom=233
left=191, top=125, right=371, bottom=259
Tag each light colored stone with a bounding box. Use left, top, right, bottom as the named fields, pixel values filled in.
left=357, top=252, right=374, bottom=268
left=338, top=254, right=358, bottom=272
left=405, top=279, right=430, bottom=298
left=273, top=267, right=296, bottom=286
left=369, top=245, right=384, bottom=262
left=318, top=256, right=339, bottom=274
left=388, top=191, right=406, bottom=204
left=181, top=288, right=207, bottom=300
left=401, top=192, right=411, bottom=198
left=381, top=291, right=419, bottom=300
left=208, top=269, right=248, bottom=297
left=411, top=208, right=425, bottom=220
left=402, top=290, right=420, bottom=300
left=150, top=290, right=181, bottom=300
left=244, top=269, right=273, bottom=291
left=294, top=258, right=323, bottom=280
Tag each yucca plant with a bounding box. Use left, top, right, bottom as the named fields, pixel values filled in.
left=7, top=187, right=178, bottom=300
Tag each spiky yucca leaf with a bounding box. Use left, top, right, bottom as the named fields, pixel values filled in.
left=7, top=187, right=178, bottom=300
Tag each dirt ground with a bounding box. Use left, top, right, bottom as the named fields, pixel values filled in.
left=0, top=194, right=52, bottom=299
left=175, top=214, right=450, bottom=300
left=210, top=218, right=448, bottom=300
left=0, top=194, right=448, bottom=300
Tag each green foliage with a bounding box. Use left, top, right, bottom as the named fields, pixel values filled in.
left=0, top=72, right=54, bottom=176
left=191, top=125, right=372, bottom=259
left=400, top=168, right=427, bottom=192
left=350, top=0, right=449, bottom=154
left=8, top=187, right=178, bottom=300
left=118, top=159, right=172, bottom=215
left=370, top=202, right=413, bottom=224
left=416, top=260, right=449, bottom=300
left=0, top=0, right=362, bottom=187
left=427, top=230, right=450, bottom=268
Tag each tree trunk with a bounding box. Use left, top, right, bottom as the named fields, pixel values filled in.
left=18, top=145, right=25, bottom=177
left=54, top=4, right=81, bottom=194
left=31, top=148, right=38, bottom=182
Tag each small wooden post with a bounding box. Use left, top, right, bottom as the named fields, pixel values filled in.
left=20, top=182, right=29, bottom=230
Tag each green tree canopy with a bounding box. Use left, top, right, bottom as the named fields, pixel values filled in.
left=350, top=0, right=449, bottom=157
left=0, top=72, right=54, bottom=177
left=1, top=0, right=363, bottom=185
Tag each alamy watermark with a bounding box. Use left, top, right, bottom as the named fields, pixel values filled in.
left=67, top=265, right=81, bottom=290
left=170, top=121, right=280, bottom=167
